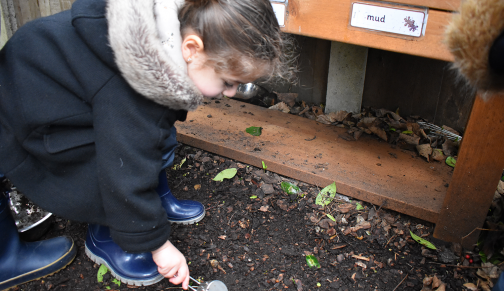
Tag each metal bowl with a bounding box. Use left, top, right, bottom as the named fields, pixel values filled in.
left=233, top=83, right=268, bottom=100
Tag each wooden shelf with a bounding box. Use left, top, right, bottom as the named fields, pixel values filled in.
left=177, top=99, right=454, bottom=223
left=282, top=0, right=455, bottom=61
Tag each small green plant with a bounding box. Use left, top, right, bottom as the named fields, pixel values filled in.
left=262, top=161, right=267, bottom=171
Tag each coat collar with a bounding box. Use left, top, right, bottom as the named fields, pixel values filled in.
left=106, top=0, right=202, bottom=111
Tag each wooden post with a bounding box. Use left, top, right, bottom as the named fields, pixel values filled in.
left=434, top=92, right=504, bottom=248
left=12, top=0, right=40, bottom=28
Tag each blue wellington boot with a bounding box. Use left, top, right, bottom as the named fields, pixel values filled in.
left=493, top=272, right=504, bottom=291
left=85, top=224, right=164, bottom=286
left=0, top=193, right=76, bottom=290
left=157, top=171, right=205, bottom=224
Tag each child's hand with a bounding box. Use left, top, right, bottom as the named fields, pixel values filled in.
left=151, top=240, right=190, bottom=289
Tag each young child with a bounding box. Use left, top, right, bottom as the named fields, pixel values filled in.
left=0, top=0, right=294, bottom=290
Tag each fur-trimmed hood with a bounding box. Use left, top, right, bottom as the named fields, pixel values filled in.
left=445, top=0, right=504, bottom=92
left=106, top=0, right=203, bottom=111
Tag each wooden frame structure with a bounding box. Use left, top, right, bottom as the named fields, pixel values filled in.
left=178, top=0, right=504, bottom=248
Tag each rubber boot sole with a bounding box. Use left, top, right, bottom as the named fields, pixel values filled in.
left=0, top=240, right=77, bottom=291
left=84, top=245, right=164, bottom=287
left=167, top=209, right=205, bottom=225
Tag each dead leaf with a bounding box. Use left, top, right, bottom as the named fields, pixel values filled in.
left=312, top=106, right=324, bottom=116
left=350, top=221, right=371, bottom=232
left=479, top=262, right=501, bottom=279
left=442, top=140, right=458, bottom=156
left=388, top=111, right=403, bottom=121
left=269, top=102, right=290, bottom=113
left=463, top=283, right=478, bottom=291
left=194, top=184, right=201, bottom=190
left=354, top=130, right=363, bottom=140
left=417, top=144, right=433, bottom=162
left=431, top=149, right=445, bottom=161
left=326, top=228, right=336, bottom=236
left=238, top=220, right=250, bottom=229
left=369, top=126, right=388, bottom=141
left=338, top=203, right=355, bottom=213
left=218, top=235, right=227, bottom=240
left=298, top=106, right=310, bottom=116
left=497, top=180, right=504, bottom=194
left=316, top=114, right=333, bottom=125
left=436, top=283, right=446, bottom=291
left=275, top=92, right=297, bottom=107
left=276, top=199, right=289, bottom=211
left=333, top=110, right=351, bottom=122
left=399, top=133, right=420, bottom=145
left=318, top=218, right=337, bottom=229
left=359, top=117, right=377, bottom=127
left=259, top=205, right=269, bottom=212
left=432, top=275, right=442, bottom=288
left=423, top=276, right=433, bottom=286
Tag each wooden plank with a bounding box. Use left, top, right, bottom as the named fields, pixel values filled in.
left=177, top=99, right=454, bottom=223
left=384, top=0, right=460, bottom=12
left=433, top=93, right=504, bottom=248
left=12, top=0, right=39, bottom=27
left=283, top=0, right=454, bottom=61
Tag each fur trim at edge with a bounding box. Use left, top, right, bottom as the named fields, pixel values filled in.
left=445, top=0, right=504, bottom=92
left=106, top=0, right=203, bottom=111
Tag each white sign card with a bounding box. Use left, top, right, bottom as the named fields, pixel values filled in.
left=350, top=2, right=427, bottom=37
left=271, top=3, right=286, bottom=27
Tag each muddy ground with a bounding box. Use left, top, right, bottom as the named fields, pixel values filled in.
left=11, top=144, right=503, bottom=291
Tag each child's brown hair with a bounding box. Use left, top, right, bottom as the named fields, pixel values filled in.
left=179, top=0, right=297, bottom=83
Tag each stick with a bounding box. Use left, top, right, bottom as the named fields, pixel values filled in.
left=392, top=274, right=408, bottom=291
left=428, top=262, right=494, bottom=269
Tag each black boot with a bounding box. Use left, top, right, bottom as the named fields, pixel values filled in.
left=0, top=192, right=77, bottom=290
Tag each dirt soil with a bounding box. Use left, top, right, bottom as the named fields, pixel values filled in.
left=11, top=145, right=502, bottom=291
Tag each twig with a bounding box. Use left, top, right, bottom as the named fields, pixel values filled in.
left=384, top=235, right=397, bottom=248
left=461, top=227, right=504, bottom=244
left=427, top=262, right=494, bottom=269
left=392, top=274, right=408, bottom=291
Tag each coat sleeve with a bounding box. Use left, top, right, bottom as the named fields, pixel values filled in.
left=91, top=74, right=175, bottom=253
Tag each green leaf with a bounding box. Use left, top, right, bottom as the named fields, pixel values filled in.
left=326, top=214, right=336, bottom=222
left=262, top=161, right=267, bottom=171
left=97, top=265, right=108, bottom=283
left=212, top=168, right=237, bottom=182
left=409, top=230, right=437, bottom=250
left=501, top=175, right=504, bottom=182
left=356, top=203, right=364, bottom=211
left=246, top=126, right=262, bottom=136
left=402, top=130, right=413, bottom=134
left=111, top=278, right=121, bottom=286
left=250, top=195, right=258, bottom=199
left=479, top=250, right=487, bottom=263
left=105, top=287, right=111, bottom=290
left=446, top=156, right=456, bottom=168
left=172, top=157, right=187, bottom=170
left=281, top=181, right=301, bottom=195
left=306, top=255, right=321, bottom=268
left=389, top=127, right=396, bottom=132
left=315, top=182, right=337, bottom=206
left=317, top=282, right=322, bottom=287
